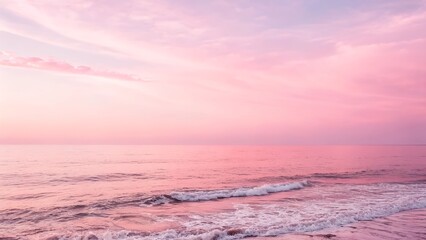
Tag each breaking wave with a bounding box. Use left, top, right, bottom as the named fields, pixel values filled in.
left=48, top=182, right=426, bottom=240
left=142, top=180, right=310, bottom=205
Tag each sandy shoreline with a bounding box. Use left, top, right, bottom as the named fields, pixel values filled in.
left=248, top=208, right=426, bottom=239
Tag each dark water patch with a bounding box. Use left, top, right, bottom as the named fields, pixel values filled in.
left=51, top=173, right=149, bottom=183
left=0, top=173, right=150, bottom=187
left=21, top=228, right=47, bottom=237
left=0, top=193, right=151, bottom=225
left=69, top=204, right=87, bottom=210
left=0, top=237, right=20, bottom=240
left=248, top=168, right=426, bottom=184
left=0, top=206, right=99, bottom=225
left=6, top=192, right=55, bottom=200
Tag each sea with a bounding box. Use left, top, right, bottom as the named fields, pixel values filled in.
left=0, top=145, right=425, bottom=240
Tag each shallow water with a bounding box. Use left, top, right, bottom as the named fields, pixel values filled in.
left=0, top=145, right=425, bottom=239
left=259, top=208, right=426, bottom=240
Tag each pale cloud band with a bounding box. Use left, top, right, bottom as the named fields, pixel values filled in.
left=0, top=51, right=144, bottom=81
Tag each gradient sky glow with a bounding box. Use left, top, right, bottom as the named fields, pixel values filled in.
left=1, top=0, right=426, bottom=144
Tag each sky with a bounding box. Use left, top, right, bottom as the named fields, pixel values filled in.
left=0, top=0, right=426, bottom=145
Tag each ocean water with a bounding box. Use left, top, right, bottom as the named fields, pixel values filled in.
left=0, top=145, right=425, bottom=240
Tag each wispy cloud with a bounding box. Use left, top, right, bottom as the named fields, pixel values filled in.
left=0, top=1, right=426, bottom=144
left=0, top=51, right=144, bottom=81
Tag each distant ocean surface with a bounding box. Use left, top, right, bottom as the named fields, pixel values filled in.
left=0, top=145, right=425, bottom=240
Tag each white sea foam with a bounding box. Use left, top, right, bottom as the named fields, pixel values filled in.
left=171, top=180, right=309, bottom=201
left=59, top=182, right=426, bottom=240
left=143, top=180, right=309, bottom=205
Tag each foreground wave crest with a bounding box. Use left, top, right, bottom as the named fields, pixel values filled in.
left=52, top=182, right=426, bottom=240
left=142, top=180, right=310, bottom=205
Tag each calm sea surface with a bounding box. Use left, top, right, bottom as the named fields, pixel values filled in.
left=0, top=145, right=425, bottom=239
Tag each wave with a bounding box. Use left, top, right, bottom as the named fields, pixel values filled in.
left=0, top=181, right=309, bottom=225
left=249, top=168, right=426, bottom=184
left=50, top=182, right=426, bottom=240
left=142, top=180, right=310, bottom=205
left=251, top=169, right=390, bottom=182
left=0, top=173, right=151, bottom=187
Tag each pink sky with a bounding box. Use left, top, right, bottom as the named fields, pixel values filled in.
left=1, top=0, right=426, bottom=144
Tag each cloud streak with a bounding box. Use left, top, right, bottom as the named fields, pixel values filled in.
left=0, top=51, right=144, bottom=81
left=0, top=1, right=426, bottom=144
